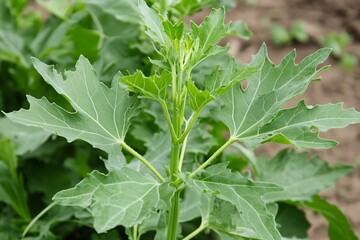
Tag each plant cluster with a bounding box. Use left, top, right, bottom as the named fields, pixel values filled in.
left=1, top=0, right=360, bottom=240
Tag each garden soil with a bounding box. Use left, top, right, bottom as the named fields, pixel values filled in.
left=224, top=0, right=360, bottom=239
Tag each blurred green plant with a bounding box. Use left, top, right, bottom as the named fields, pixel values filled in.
left=270, top=21, right=309, bottom=46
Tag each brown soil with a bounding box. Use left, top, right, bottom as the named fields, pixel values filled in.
left=223, top=0, right=360, bottom=239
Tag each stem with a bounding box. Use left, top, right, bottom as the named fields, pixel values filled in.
left=178, top=134, right=188, bottom=172
left=160, top=100, right=178, bottom=142
left=133, top=224, right=138, bottom=240
left=121, top=142, right=165, bottom=183
left=177, top=111, right=200, bottom=143
left=167, top=190, right=180, bottom=240
left=23, top=202, right=57, bottom=237
left=182, top=222, right=209, bottom=240
left=188, top=138, right=236, bottom=178
left=233, top=142, right=260, bottom=177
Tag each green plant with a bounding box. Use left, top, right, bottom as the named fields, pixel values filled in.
left=2, top=1, right=360, bottom=240
left=322, top=31, right=358, bottom=71
left=270, top=21, right=309, bottom=46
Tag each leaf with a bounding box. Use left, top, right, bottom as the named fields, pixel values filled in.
left=138, top=0, right=169, bottom=46
left=187, top=163, right=283, bottom=240
left=0, top=139, right=30, bottom=221
left=257, top=149, right=353, bottom=202
left=227, top=20, right=252, bottom=40
left=36, top=0, right=70, bottom=19
left=299, top=195, right=358, bottom=240
left=53, top=168, right=163, bottom=233
left=186, top=81, right=214, bottom=111
left=6, top=56, right=141, bottom=156
left=120, top=70, right=172, bottom=101
left=83, top=0, right=140, bottom=24
left=256, top=101, right=360, bottom=149
left=213, top=45, right=360, bottom=149
left=275, top=203, right=310, bottom=239
left=0, top=117, right=50, bottom=155
left=163, top=21, right=184, bottom=40
left=191, top=8, right=230, bottom=53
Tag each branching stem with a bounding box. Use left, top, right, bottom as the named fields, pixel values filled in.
left=120, top=142, right=165, bottom=183
left=182, top=221, right=209, bottom=240
left=188, top=138, right=236, bottom=178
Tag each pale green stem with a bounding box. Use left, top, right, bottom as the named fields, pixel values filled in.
left=167, top=190, right=180, bottom=240
left=233, top=142, right=260, bottom=177
left=182, top=222, right=209, bottom=240
left=23, top=202, right=57, bottom=237
left=177, top=110, right=200, bottom=143
left=178, top=133, right=188, bottom=172
left=160, top=100, right=178, bottom=142
left=120, top=142, right=165, bottom=183
left=133, top=224, right=139, bottom=240
left=188, top=138, right=236, bottom=178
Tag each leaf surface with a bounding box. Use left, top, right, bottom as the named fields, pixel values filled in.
left=53, top=168, right=164, bottom=233
left=213, top=45, right=360, bottom=149
left=299, top=196, right=358, bottom=240
left=257, top=149, right=352, bottom=202
left=187, top=163, right=282, bottom=240
left=0, top=117, right=50, bottom=155
left=6, top=56, right=140, bottom=155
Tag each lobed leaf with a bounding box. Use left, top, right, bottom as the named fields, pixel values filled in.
left=187, top=163, right=283, bottom=240
left=257, top=149, right=353, bottom=202
left=214, top=45, right=360, bottom=149
left=6, top=56, right=141, bottom=156
left=53, top=168, right=166, bottom=233
left=120, top=70, right=171, bottom=101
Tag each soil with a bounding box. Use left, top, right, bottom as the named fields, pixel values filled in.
left=223, top=0, right=360, bottom=239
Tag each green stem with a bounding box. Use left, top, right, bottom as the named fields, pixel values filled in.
left=178, top=134, right=188, bottom=172
left=188, top=138, right=236, bottom=178
left=177, top=111, right=200, bottom=143
left=160, top=100, right=178, bottom=142
left=133, top=224, right=138, bottom=240
left=233, top=142, right=260, bottom=177
left=182, top=222, right=209, bottom=240
left=23, top=202, right=57, bottom=237
left=121, top=142, right=165, bottom=183
left=167, top=190, right=180, bottom=240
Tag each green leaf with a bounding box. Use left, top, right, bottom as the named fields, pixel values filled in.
left=163, top=21, right=184, bottom=40
left=84, top=0, right=140, bottom=24
left=186, top=81, right=214, bottom=111
left=275, top=203, right=310, bottom=239
left=138, top=0, right=169, bottom=46
left=120, top=70, right=171, bottom=101
left=257, top=101, right=360, bottom=148
left=0, top=117, right=50, bottom=155
left=227, top=20, right=252, bottom=40
left=6, top=56, right=141, bottom=156
left=191, top=8, right=230, bottom=53
left=36, top=0, right=70, bottom=19
left=299, top=196, right=358, bottom=240
left=53, top=168, right=163, bottom=233
left=187, top=163, right=282, bottom=240
left=214, top=45, right=360, bottom=149
left=257, top=149, right=353, bottom=202
left=0, top=147, right=30, bottom=220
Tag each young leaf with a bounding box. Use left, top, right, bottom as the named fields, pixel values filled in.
left=214, top=45, right=360, bottom=149
left=186, top=81, right=214, bottom=111
left=53, top=168, right=167, bottom=233
left=257, top=149, right=353, bottom=202
left=120, top=70, right=171, bottom=101
left=187, top=163, right=283, bottom=240
left=138, top=0, right=169, bottom=46
left=191, top=8, right=230, bottom=53
left=6, top=56, right=141, bottom=156
left=298, top=195, right=358, bottom=240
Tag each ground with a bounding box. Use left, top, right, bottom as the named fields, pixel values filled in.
left=223, top=0, right=360, bottom=238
